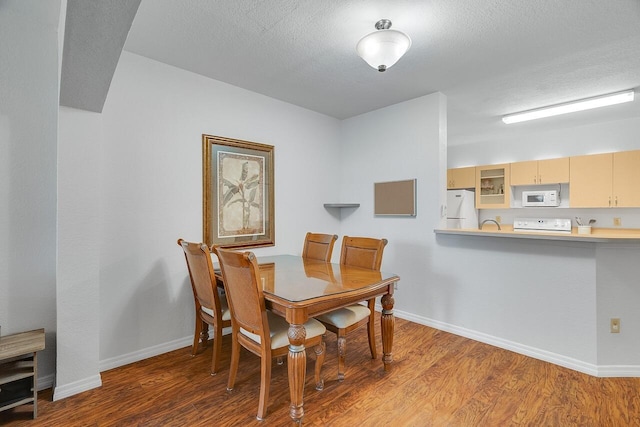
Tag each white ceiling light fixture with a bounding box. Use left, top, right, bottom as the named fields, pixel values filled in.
left=356, top=19, right=412, bottom=72
left=502, top=90, right=635, bottom=124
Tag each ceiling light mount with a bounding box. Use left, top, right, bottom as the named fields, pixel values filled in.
left=502, top=90, right=635, bottom=124
left=375, top=19, right=392, bottom=31
left=356, top=19, right=411, bottom=72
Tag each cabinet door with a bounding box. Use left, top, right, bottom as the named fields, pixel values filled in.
left=613, top=150, right=640, bottom=207
left=510, top=160, right=538, bottom=185
left=475, top=163, right=510, bottom=208
left=448, top=166, right=475, bottom=189
left=538, top=157, right=569, bottom=184
left=569, top=153, right=612, bottom=207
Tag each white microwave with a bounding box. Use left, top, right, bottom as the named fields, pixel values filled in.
left=522, top=190, right=560, bottom=207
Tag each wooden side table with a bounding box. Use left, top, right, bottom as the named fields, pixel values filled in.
left=0, top=329, right=46, bottom=419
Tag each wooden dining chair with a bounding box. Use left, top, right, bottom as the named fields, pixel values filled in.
left=177, top=239, right=232, bottom=375
left=316, top=236, right=388, bottom=381
left=213, top=247, right=326, bottom=421
left=302, top=232, right=338, bottom=262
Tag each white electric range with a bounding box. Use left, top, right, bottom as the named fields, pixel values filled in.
left=513, top=218, right=572, bottom=233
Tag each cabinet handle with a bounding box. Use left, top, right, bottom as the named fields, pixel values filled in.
left=615, top=196, right=618, bottom=206
left=609, top=196, right=612, bottom=207
left=533, top=175, right=537, bottom=184
left=538, top=175, right=542, bottom=184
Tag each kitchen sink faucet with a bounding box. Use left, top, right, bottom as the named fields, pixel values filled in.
left=480, top=219, right=501, bottom=230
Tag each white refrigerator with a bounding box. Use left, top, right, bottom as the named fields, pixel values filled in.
left=446, top=189, right=478, bottom=229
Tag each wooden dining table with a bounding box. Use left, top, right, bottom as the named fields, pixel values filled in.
left=244, top=255, right=400, bottom=424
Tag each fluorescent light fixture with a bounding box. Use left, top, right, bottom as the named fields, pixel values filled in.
left=502, top=90, right=635, bottom=124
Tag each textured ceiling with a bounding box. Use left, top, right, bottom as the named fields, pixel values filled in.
left=67, top=0, right=640, bottom=145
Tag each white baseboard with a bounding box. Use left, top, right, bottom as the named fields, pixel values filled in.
left=596, top=365, right=640, bottom=377
left=382, top=305, right=640, bottom=378
left=99, top=335, right=192, bottom=372
left=51, top=329, right=229, bottom=401
left=38, top=373, right=55, bottom=391
left=99, top=326, right=231, bottom=373
left=53, top=374, right=102, bottom=401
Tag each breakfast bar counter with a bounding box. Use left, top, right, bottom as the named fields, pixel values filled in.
left=434, top=225, right=640, bottom=243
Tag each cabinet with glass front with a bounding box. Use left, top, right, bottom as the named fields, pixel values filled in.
left=476, top=163, right=510, bottom=209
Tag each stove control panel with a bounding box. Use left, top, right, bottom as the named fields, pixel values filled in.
left=514, top=218, right=572, bottom=233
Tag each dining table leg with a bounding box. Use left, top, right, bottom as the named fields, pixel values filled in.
left=287, top=323, right=307, bottom=424
left=381, top=292, right=395, bottom=370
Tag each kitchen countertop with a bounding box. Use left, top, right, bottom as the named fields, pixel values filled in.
left=434, top=225, right=640, bottom=243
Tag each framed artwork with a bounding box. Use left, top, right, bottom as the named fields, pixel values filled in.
left=202, top=135, right=275, bottom=249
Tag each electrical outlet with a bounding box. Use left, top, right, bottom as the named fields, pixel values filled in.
left=610, top=318, right=621, bottom=333
left=495, top=215, right=502, bottom=224
left=613, top=217, right=621, bottom=227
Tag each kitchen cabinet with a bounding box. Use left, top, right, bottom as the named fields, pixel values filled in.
left=570, top=150, right=640, bottom=207
left=613, top=150, right=640, bottom=206
left=0, top=329, right=45, bottom=419
left=447, top=166, right=476, bottom=189
left=511, top=157, right=569, bottom=185
left=476, top=163, right=510, bottom=208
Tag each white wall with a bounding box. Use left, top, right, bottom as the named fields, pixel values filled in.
left=0, top=0, right=61, bottom=386
left=432, top=236, right=598, bottom=369
left=339, top=94, right=601, bottom=372
left=447, top=116, right=640, bottom=374
left=449, top=117, right=640, bottom=169
left=596, top=244, right=640, bottom=367
left=55, top=107, right=102, bottom=399
left=93, top=52, right=343, bottom=367
left=338, top=94, right=447, bottom=319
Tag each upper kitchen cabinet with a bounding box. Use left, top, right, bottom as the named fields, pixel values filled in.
left=613, top=150, right=640, bottom=207
left=570, top=153, right=611, bottom=207
left=570, top=150, right=640, bottom=207
left=476, top=163, right=510, bottom=209
left=447, top=166, right=476, bottom=189
left=511, top=158, right=569, bottom=185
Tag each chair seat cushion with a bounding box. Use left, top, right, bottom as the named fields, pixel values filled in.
left=201, top=296, right=231, bottom=321
left=316, top=304, right=371, bottom=329
left=241, top=311, right=326, bottom=349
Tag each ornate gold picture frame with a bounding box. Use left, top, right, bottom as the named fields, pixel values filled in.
left=203, top=135, right=275, bottom=249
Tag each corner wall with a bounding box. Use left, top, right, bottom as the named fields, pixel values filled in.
left=55, top=106, right=103, bottom=399
left=339, top=93, right=602, bottom=372
left=338, top=93, right=448, bottom=320
left=95, top=52, right=343, bottom=365
left=0, top=0, right=61, bottom=386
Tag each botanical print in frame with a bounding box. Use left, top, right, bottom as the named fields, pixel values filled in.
left=203, top=135, right=275, bottom=249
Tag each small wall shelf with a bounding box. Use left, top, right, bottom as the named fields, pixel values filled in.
left=323, top=203, right=360, bottom=209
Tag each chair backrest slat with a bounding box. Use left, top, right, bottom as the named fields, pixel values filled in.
left=340, top=236, right=388, bottom=271
left=178, top=239, right=220, bottom=312
left=302, top=232, right=338, bottom=262
left=214, top=247, right=267, bottom=338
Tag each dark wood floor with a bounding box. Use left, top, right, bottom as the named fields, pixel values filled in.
left=3, top=315, right=640, bottom=426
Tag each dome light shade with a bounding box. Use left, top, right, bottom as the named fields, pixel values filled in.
left=356, top=19, right=411, bottom=72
